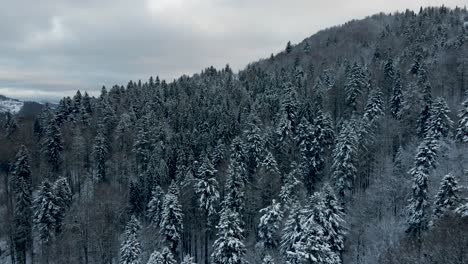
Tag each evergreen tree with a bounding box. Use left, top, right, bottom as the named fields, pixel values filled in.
left=390, top=72, right=404, bottom=119
left=345, top=63, right=367, bottom=112
left=289, top=194, right=338, bottom=264
left=52, top=177, right=72, bottom=234
left=42, top=116, right=63, bottom=173
left=279, top=164, right=302, bottom=207
left=160, top=181, right=183, bottom=254
left=33, top=180, right=60, bottom=243
left=11, top=145, right=33, bottom=264
left=416, top=75, right=432, bottom=137
left=258, top=199, right=283, bottom=249
left=224, top=157, right=246, bottom=214
left=181, top=254, right=196, bottom=264
left=211, top=208, right=247, bottom=264
left=286, top=41, right=292, bottom=53
left=120, top=216, right=142, bottom=264
left=280, top=203, right=303, bottom=263
left=147, top=185, right=165, bottom=228
left=262, top=255, right=275, bottom=264
left=406, top=136, right=438, bottom=235
left=93, top=129, right=108, bottom=182
left=363, top=88, right=385, bottom=124
left=455, top=96, right=468, bottom=142
left=321, top=184, right=346, bottom=257
left=383, top=58, right=396, bottom=93
left=427, top=97, right=453, bottom=139
left=276, top=82, right=299, bottom=148
left=432, top=174, right=461, bottom=221
left=331, top=122, right=358, bottom=200
left=195, top=156, right=220, bottom=218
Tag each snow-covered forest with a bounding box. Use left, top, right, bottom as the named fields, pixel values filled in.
left=1, top=6, right=468, bottom=264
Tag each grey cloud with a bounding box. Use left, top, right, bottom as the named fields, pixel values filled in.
left=0, top=0, right=465, bottom=101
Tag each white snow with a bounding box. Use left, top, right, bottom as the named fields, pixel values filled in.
left=0, top=98, right=24, bottom=114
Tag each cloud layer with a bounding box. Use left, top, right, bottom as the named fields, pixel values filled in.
left=0, top=0, right=465, bottom=101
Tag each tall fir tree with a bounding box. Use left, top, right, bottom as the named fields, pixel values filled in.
left=455, top=96, right=468, bottom=142
left=160, top=181, right=183, bottom=255
left=93, top=129, right=108, bottom=182
left=211, top=208, right=247, bottom=264
left=42, top=115, right=63, bottom=174
left=147, top=185, right=165, bottom=228
left=257, top=199, right=283, bottom=249
left=432, top=174, right=461, bottom=222
left=33, top=180, right=60, bottom=243
left=390, top=72, right=404, bottom=119
left=427, top=97, right=453, bottom=139
left=11, top=146, right=33, bottom=264
left=120, top=215, right=142, bottom=264
left=345, top=62, right=367, bottom=112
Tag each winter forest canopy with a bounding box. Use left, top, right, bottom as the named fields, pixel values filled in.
left=1, top=5, right=468, bottom=264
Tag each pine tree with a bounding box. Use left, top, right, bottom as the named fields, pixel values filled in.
left=432, top=174, right=460, bottom=221
left=211, top=208, right=247, bottom=264
left=195, top=156, right=219, bottom=218
left=244, top=120, right=266, bottom=173
left=11, top=145, right=33, bottom=264
left=303, top=41, right=311, bottom=54
left=289, top=194, right=338, bottom=264
left=276, top=82, right=299, bottom=148
left=280, top=203, right=303, bottom=263
left=120, top=216, right=142, bottom=264
left=224, top=157, right=246, bottom=214
left=406, top=136, right=438, bottom=235
left=417, top=75, right=432, bottom=137
left=390, top=72, right=404, bottom=119
left=286, top=41, right=292, bottom=53
left=262, top=255, right=275, bottom=264
left=160, top=181, right=183, bottom=254
left=258, top=199, right=283, bottom=249
left=52, top=177, right=72, bottom=234
left=331, top=122, right=358, bottom=200
left=42, top=116, right=63, bottom=173
left=181, top=254, right=196, bottom=264
left=33, top=180, right=60, bottom=243
left=427, top=97, right=453, bottom=139
left=383, top=58, right=396, bottom=94
left=321, top=184, right=346, bottom=257
left=279, top=164, right=302, bottom=207
left=363, top=88, right=384, bottom=124
left=147, top=185, right=165, bottom=228
left=345, top=63, right=367, bottom=112
left=455, top=96, right=468, bottom=142
left=93, top=129, right=108, bottom=182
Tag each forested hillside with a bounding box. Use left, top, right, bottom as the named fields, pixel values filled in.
left=1, top=6, right=468, bottom=264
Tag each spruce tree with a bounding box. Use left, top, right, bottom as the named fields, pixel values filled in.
left=322, top=184, right=346, bottom=256
left=257, top=199, right=283, bottom=249
left=345, top=63, right=367, bottom=112
left=286, top=41, right=292, bottom=53
left=147, top=185, right=165, bottom=228
left=160, top=181, right=183, bottom=254
left=11, top=145, right=33, bottom=264
left=42, top=115, right=63, bottom=173
left=432, top=174, right=460, bottom=221
left=455, top=96, right=468, bottom=142
left=331, top=122, right=358, bottom=200
left=390, top=72, right=404, bottom=119
left=195, top=156, right=220, bottom=218
left=427, top=97, right=453, bottom=139
left=181, top=254, right=196, bottom=264
left=33, top=180, right=60, bottom=243
left=211, top=208, right=247, bottom=264
left=224, top=157, right=246, bottom=214
left=52, top=177, right=72, bottom=234
left=120, top=216, right=142, bottom=264
left=93, top=129, right=108, bottom=182
left=280, top=203, right=303, bottom=263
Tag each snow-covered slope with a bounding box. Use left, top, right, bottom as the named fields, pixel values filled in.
left=0, top=95, right=24, bottom=114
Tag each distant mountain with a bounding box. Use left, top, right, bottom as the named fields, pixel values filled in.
left=0, top=95, right=24, bottom=114
left=0, top=95, right=44, bottom=117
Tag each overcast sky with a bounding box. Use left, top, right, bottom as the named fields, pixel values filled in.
left=0, top=0, right=465, bottom=101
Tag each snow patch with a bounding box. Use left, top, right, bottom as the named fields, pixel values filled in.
left=0, top=98, right=24, bottom=114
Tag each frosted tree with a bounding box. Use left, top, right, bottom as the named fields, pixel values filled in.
left=345, top=62, right=367, bottom=112
left=146, top=250, right=164, bottom=264
left=52, top=177, right=72, bottom=234
left=211, top=208, right=247, bottom=264
left=455, top=96, right=468, bottom=143
left=33, top=180, right=60, bottom=243
left=363, top=88, right=384, bottom=124
left=224, top=157, right=246, bottom=214
left=160, top=181, right=183, bottom=254
left=262, top=255, right=275, bottom=264
left=195, top=156, right=220, bottom=218
left=416, top=76, right=433, bottom=137
left=120, top=216, right=142, bottom=264
left=279, top=164, right=302, bottom=207
left=288, top=194, right=338, bottom=264
left=276, top=82, right=299, bottom=149
left=331, top=122, right=358, bottom=200
left=286, top=41, right=292, bottom=53
left=11, top=145, right=33, bottom=264
left=93, top=129, right=108, bottom=182
left=406, top=137, right=438, bottom=235
left=42, top=116, right=63, bottom=173
left=261, top=151, right=279, bottom=176
left=244, top=119, right=266, bottom=172
left=147, top=185, right=165, bottom=228
left=390, top=72, right=404, bottom=119
left=432, top=174, right=461, bottom=221
left=181, top=254, right=196, bottom=264
left=322, top=184, right=346, bottom=255
left=258, top=199, right=283, bottom=249
left=383, top=58, right=396, bottom=93
left=427, top=97, right=453, bottom=139
left=280, top=203, right=303, bottom=263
